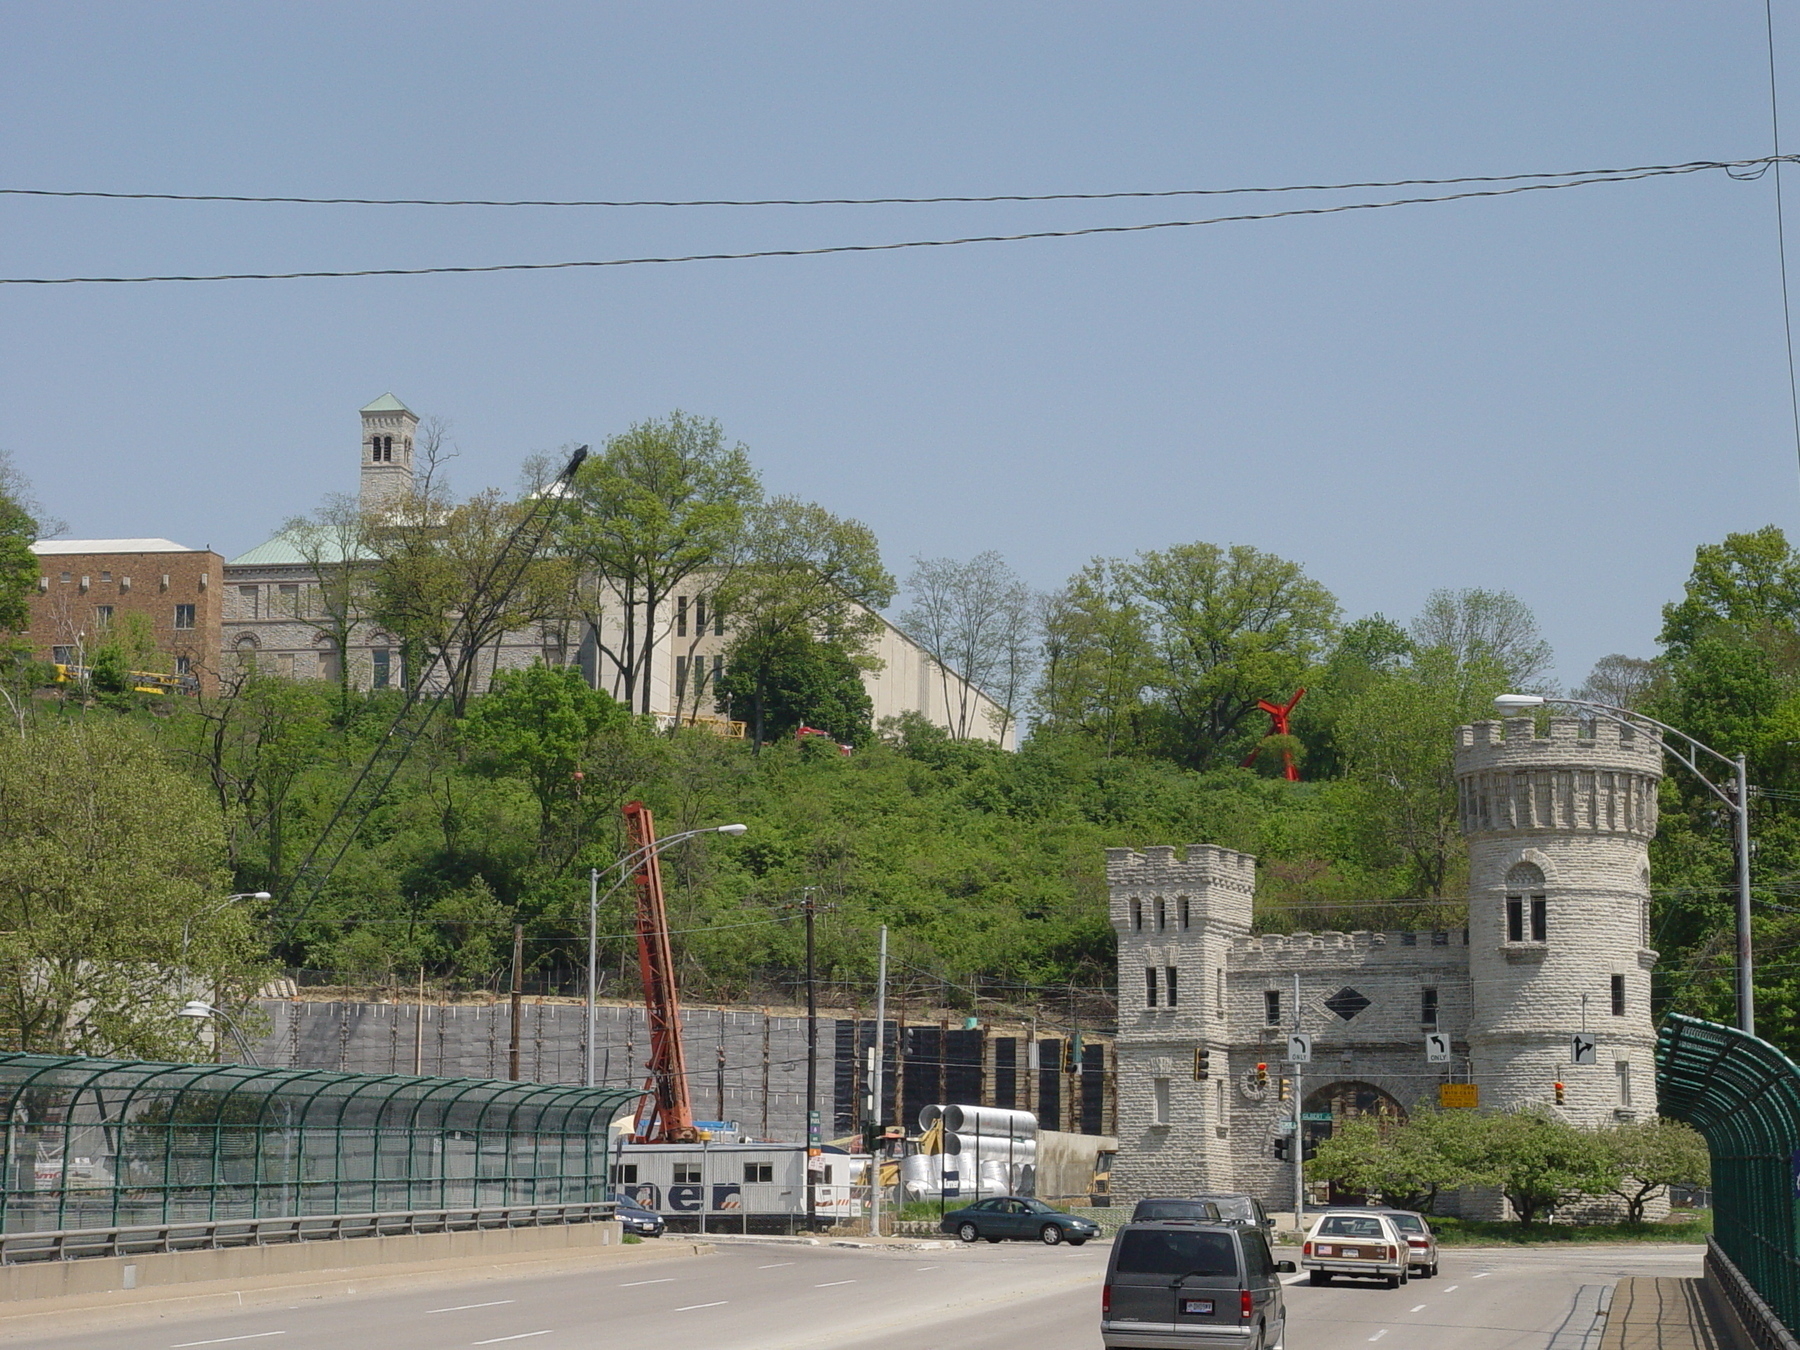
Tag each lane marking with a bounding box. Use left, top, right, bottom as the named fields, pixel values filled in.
left=1473, top=1272, right=1491, bottom=1278
left=1410, top=1304, right=1427, bottom=1312
left=816, top=1280, right=858, bottom=1287
left=620, top=1278, right=677, bottom=1286
left=915, top=1265, right=939, bottom=1271
left=173, top=1337, right=287, bottom=1348
left=471, top=1335, right=552, bottom=1346
left=675, top=1301, right=729, bottom=1311
left=428, top=1301, right=516, bottom=1314
left=1443, top=1285, right=1459, bottom=1292
left=757, top=1262, right=794, bottom=1269
left=1368, top=1332, right=1388, bottom=1343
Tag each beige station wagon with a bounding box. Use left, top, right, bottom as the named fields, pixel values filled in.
left=1302, top=1211, right=1409, bottom=1288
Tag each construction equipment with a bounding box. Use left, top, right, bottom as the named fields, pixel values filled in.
left=623, top=800, right=698, bottom=1143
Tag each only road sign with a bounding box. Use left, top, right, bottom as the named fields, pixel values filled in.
left=1425, top=1033, right=1451, bottom=1063
left=1286, top=1033, right=1312, bottom=1064
left=1571, top=1033, right=1597, bottom=1066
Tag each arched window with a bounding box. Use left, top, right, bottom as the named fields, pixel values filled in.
left=1505, top=861, right=1547, bottom=942
left=234, top=635, right=258, bottom=669
left=1155, top=896, right=1167, bottom=931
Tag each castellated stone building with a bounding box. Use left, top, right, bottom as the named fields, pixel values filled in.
left=1109, top=715, right=1663, bottom=1217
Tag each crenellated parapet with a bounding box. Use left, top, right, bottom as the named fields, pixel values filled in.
left=1107, top=844, right=1256, bottom=936
left=1455, top=717, right=1663, bottom=840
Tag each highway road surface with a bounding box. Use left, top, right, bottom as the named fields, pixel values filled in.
left=6, top=1237, right=1704, bottom=1350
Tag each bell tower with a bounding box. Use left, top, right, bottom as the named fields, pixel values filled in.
left=359, top=393, right=417, bottom=510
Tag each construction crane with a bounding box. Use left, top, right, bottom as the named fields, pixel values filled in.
left=623, top=800, right=699, bottom=1143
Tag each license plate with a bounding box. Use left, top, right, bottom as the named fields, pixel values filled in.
left=1181, top=1299, right=1214, bottom=1315
left=1341, top=1248, right=1362, bottom=1258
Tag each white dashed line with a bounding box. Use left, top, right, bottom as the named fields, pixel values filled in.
left=472, top=1335, right=552, bottom=1346
left=1443, top=1284, right=1459, bottom=1292
left=675, top=1302, right=729, bottom=1311
left=620, top=1278, right=677, bottom=1287
left=757, top=1262, right=794, bottom=1269
left=428, top=1301, right=515, bottom=1314
left=1368, top=1332, right=1388, bottom=1343
left=1410, top=1304, right=1427, bottom=1312
left=1473, top=1271, right=1491, bottom=1278
left=173, top=1337, right=287, bottom=1348
left=915, top=1265, right=939, bottom=1271
left=816, top=1280, right=858, bottom=1287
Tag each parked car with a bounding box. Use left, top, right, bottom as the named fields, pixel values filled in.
left=1131, top=1198, right=1223, bottom=1223
left=1302, top=1211, right=1408, bottom=1288
left=605, top=1191, right=666, bottom=1238
left=1103, top=1220, right=1295, bottom=1350
left=1323, top=1206, right=1438, bottom=1277
left=940, top=1196, right=1100, bottom=1246
left=1190, top=1192, right=1274, bottom=1230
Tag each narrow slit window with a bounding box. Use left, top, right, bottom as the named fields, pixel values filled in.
left=1616, top=1061, right=1632, bottom=1107
left=1145, top=967, right=1159, bottom=1009
left=1421, top=988, right=1439, bottom=1025
left=1130, top=899, right=1142, bottom=932
left=1530, top=895, right=1548, bottom=942
left=1165, top=966, right=1179, bottom=1007
left=1155, top=897, right=1166, bottom=931
left=1506, top=895, right=1523, bottom=942
left=1264, top=990, right=1281, bottom=1025
left=676, top=596, right=688, bottom=637
left=694, top=595, right=708, bottom=634
left=1611, top=974, right=1626, bottom=1016
left=1179, top=897, right=1190, bottom=929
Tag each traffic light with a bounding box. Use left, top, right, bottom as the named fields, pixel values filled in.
left=1273, top=1137, right=1290, bottom=1161
left=1194, top=1048, right=1211, bottom=1081
left=1278, top=1077, right=1291, bottom=1102
left=1255, top=1062, right=1269, bottom=1089
left=1553, top=1081, right=1565, bottom=1105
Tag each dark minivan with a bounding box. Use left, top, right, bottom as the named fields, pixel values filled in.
left=1102, top=1221, right=1294, bottom=1350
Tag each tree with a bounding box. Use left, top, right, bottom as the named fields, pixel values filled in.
left=1573, top=654, right=1664, bottom=710
left=1660, top=525, right=1800, bottom=657
left=1410, top=588, right=1554, bottom=692
left=0, top=719, right=264, bottom=1058
left=716, top=496, right=893, bottom=747
left=1474, top=1109, right=1620, bottom=1226
left=88, top=612, right=164, bottom=696
left=281, top=493, right=375, bottom=716
left=715, top=630, right=874, bottom=745
left=900, top=552, right=1037, bottom=744
left=1603, top=1118, right=1710, bottom=1224
left=461, top=663, right=627, bottom=844
left=1128, top=542, right=1339, bottom=768
left=556, top=412, right=760, bottom=713
left=1306, top=1111, right=1472, bottom=1213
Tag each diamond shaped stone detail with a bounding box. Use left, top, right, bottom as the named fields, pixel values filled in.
left=1324, top=987, right=1371, bottom=1020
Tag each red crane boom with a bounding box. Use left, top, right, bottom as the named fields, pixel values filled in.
left=623, top=800, right=698, bottom=1143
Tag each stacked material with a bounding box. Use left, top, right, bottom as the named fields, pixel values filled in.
left=904, top=1104, right=1039, bottom=1199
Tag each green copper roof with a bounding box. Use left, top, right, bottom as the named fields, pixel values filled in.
left=360, top=393, right=412, bottom=414
left=227, top=528, right=372, bottom=568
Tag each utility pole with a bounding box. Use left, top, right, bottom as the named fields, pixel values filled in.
left=586, top=867, right=599, bottom=1087
left=413, top=965, right=425, bottom=1075
left=509, top=924, right=524, bottom=1080
left=803, top=887, right=819, bottom=1230
left=871, top=924, right=888, bottom=1238
left=1291, top=972, right=1303, bottom=1227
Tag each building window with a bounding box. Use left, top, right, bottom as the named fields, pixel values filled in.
left=1155, top=897, right=1166, bottom=931
left=1152, top=1077, right=1171, bottom=1127
left=239, top=585, right=260, bottom=619
left=1616, top=1061, right=1632, bottom=1107
left=610, top=1164, right=638, bottom=1184
left=51, top=646, right=73, bottom=665
left=1165, top=966, right=1179, bottom=1007
left=93, top=605, right=113, bottom=628
left=1611, top=974, right=1626, bottom=1016
left=175, top=655, right=191, bottom=676
left=100, top=571, right=111, bottom=583
left=743, top=1163, right=773, bottom=1183
left=1179, top=897, right=1190, bottom=929
left=695, top=595, right=708, bottom=634
left=675, top=656, right=688, bottom=700
left=371, top=434, right=394, bottom=463
left=1130, top=899, right=1142, bottom=932
left=1506, top=895, right=1523, bottom=942
left=672, top=1164, right=701, bottom=1185
left=235, top=636, right=257, bottom=668
left=1145, top=967, right=1159, bottom=1009
left=713, top=603, right=725, bottom=637
left=1216, top=969, right=1225, bottom=1016
left=372, top=648, right=391, bottom=689
left=1505, top=893, right=1546, bottom=942
left=1421, top=988, right=1439, bottom=1026
left=677, top=595, right=689, bottom=636
left=1531, top=896, right=1547, bottom=941
left=1215, top=1078, right=1227, bottom=1125
left=1264, top=990, right=1281, bottom=1026
left=59, top=571, right=70, bottom=584
left=174, top=604, right=195, bottom=630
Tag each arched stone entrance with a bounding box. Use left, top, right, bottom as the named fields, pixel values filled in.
left=1300, top=1081, right=1408, bottom=1205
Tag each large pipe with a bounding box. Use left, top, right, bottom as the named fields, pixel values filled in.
left=942, top=1104, right=1037, bottom=1137
left=943, top=1131, right=1036, bottom=1159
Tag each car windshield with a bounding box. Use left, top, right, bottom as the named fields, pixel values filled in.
left=1135, top=1200, right=1218, bottom=1221
left=1116, top=1230, right=1238, bottom=1277
left=1200, top=1196, right=1256, bottom=1222
left=1021, top=1199, right=1057, bottom=1213
left=1387, top=1214, right=1424, bottom=1234
left=1317, top=1216, right=1386, bottom=1239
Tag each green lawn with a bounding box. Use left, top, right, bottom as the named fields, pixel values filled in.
left=1429, top=1212, right=1712, bottom=1245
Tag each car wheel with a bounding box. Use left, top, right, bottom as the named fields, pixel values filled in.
left=1399, top=1268, right=1409, bottom=1286
left=1430, top=1262, right=1440, bottom=1279
left=1309, top=1270, right=1331, bottom=1286
left=985, top=1236, right=1003, bottom=1243
left=957, top=1222, right=980, bottom=1243
left=1039, top=1224, right=1064, bottom=1246
left=1068, top=1237, right=1088, bottom=1247
left=1386, top=1274, right=1402, bottom=1289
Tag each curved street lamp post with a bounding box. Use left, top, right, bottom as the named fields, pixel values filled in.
left=1495, top=692, right=1754, bottom=1034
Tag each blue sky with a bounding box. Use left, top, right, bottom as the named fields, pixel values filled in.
left=3, top=3, right=1798, bottom=686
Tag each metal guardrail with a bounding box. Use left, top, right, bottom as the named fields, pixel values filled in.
left=1709, top=1237, right=1800, bottom=1350
left=0, top=1199, right=616, bottom=1265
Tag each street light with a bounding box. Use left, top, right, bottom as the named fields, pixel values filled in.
left=181, top=892, right=272, bottom=973
left=1493, top=692, right=1755, bottom=1034
left=586, top=823, right=748, bottom=1088
left=177, top=1000, right=261, bottom=1064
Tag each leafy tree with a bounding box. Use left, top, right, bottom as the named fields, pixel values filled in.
left=88, top=612, right=164, bottom=696
left=0, top=718, right=264, bottom=1057
left=717, top=496, right=893, bottom=747
left=1474, top=1109, right=1620, bottom=1226
left=1127, top=542, right=1339, bottom=768
left=1410, top=587, right=1554, bottom=692
left=716, top=630, right=873, bottom=745
left=1660, top=525, right=1800, bottom=657
left=1306, top=1110, right=1471, bottom=1213
left=556, top=412, right=760, bottom=713
left=1034, top=561, right=1154, bottom=755
left=281, top=493, right=376, bottom=716
left=1572, top=654, right=1664, bottom=710
left=900, top=551, right=1037, bottom=743
left=1602, top=1118, right=1710, bottom=1224
left=0, top=455, right=41, bottom=637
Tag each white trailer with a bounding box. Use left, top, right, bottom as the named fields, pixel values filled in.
left=610, top=1142, right=863, bottom=1226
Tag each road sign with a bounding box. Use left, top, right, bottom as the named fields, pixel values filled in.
left=1424, top=1033, right=1451, bottom=1063
left=1571, top=1033, right=1597, bottom=1066
left=1286, top=1033, right=1312, bottom=1064
left=1439, top=1083, right=1479, bottom=1109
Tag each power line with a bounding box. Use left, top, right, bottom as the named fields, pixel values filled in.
left=0, top=158, right=1781, bottom=287
left=0, top=158, right=1767, bottom=209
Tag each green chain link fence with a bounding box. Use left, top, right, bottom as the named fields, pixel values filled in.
left=1658, top=1012, right=1800, bottom=1336
left=0, top=1052, right=639, bottom=1234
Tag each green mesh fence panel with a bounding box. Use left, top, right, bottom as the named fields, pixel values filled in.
left=0, top=1052, right=639, bottom=1233
left=1658, top=1013, right=1800, bottom=1334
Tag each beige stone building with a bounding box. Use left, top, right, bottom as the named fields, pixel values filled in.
left=222, top=395, right=1011, bottom=743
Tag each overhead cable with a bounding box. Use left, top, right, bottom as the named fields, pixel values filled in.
left=0, top=158, right=1786, bottom=287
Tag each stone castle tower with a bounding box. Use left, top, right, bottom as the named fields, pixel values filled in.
left=359, top=393, right=417, bottom=511
left=1456, top=715, right=1661, bottom=1127
left=1108, top=714, right=1664, bottom=1212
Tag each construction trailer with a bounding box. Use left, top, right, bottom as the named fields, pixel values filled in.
left=610, top=1141, right=863, bottom=1233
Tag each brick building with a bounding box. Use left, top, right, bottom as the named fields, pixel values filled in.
left=26, top=539, right=224, bottom=691
left=1109, top=715, right=1663, bottom=1217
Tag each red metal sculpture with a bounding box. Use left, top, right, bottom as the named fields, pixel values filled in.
left=1240, top=687, right=1307, bottom=782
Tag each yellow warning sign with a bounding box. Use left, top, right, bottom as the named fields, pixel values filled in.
left=1439, top=1083, right=1479, bottom=1109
